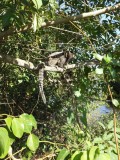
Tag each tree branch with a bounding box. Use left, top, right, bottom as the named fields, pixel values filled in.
left=0, top=3, right=119, bottom=41
left=0, top=54, right=34, bottom=70
left=0, top=54, right=99, bottom=72
left=41, top=3, right=120, bottom=27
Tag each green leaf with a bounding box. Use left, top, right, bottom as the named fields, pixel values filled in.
left=108, top=141, right=116, bottom=148
left=95, top=68, right=103, bottom=74
left=89, top=146, right=99, bottom=160
left=74, top=90, right=81, bottom=97
left=103, top=133, right=113, bottom=141
left=81, top=151, right=87, bottom=160
left=12, top=118, right=24, bottom=138
left=108, top=151, right=118, bottom=160
left=94, top=53, right=103, bottom=61
left=95, top=153, right=110, bottom=160
left=29, top=114, right=37, bottom=129
left=103, top=54, right=112, bottom=63
left=49, top=0, right=58, bottom=9
left=57, top=148, right=70, bottom=160
left=38, top=17, right=43, bottom=28
left=98, top=122, right=106, bottom=129
left=71, top=150, right=82, bottom=160
left=108, top=120, right=113, bottom=129
left=27, top=134, right=39, bottom=151
left=116, top=128, right=120, bottom=133
left=93, top=137, right=103, bottom=144
left=0, top=127, right=10, bottom=159
left=20, top=113, right=36, bottom=133
left=32, top=0, right=42, bottom=9
left=33, top=13, right=37, bottom=32
left=5, top=117, right=13, bottom=131
left=112, top=99, right=119, bottom=107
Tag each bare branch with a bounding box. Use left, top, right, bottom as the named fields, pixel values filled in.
left=0, top=3, right=119, bottom=41
left=0, top=54, right=34, bottom=70
left=41, top=3, right=120, bottom=27
left=0, top=54, right=99, bottom=72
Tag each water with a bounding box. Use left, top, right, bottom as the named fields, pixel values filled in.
left=96, top=105, right=112, bottom=114
left=87, top=105, right=112, bottom=126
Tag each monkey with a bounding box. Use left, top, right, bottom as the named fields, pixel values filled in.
left=47, top=50, right=74, bottom=84
left=58, top=50, right=74, bottom=67
left=47, top=50, right=74, bottom=67
left=34, top=50, right=74, bottom=104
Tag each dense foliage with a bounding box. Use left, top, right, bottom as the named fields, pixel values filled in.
left=0, top=0, right=120, bottom=159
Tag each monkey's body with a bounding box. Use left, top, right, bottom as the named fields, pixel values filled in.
left=47, top=50, right=74, bottom=67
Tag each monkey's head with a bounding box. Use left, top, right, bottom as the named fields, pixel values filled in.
left=63, top=50, right=74, bottom=63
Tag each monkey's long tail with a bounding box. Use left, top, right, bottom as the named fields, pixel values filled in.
left=38, top=68, right=46, bottom=104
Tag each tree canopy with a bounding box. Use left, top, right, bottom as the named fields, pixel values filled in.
left=0, top=0, right=120, bottom=159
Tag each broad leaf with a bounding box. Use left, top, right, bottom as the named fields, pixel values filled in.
left=71, top=150, right=82, bottom=160
left=0, top=127, right=10, bottom=159
left=57, top=148, right=70, bottom=160
left=74, top=90, right=81, bottom=97
left=20, top=113, right=35, bottom=133
left=27, top=134, right=39, bottom=151
left=103, top=54, right=112, bottom=63
left=94, top=53, right=103, bottom=61
left=89, top=146, right=99, bottom=160
left=29, top=114, right=37, bottom=129
left=32, top=0, right=42, bottom=9
left=95, top=68, right=103, bottom=74
left=108, top=120, right=113, bottom=129
left=96, top=153, right=110, bottom=160
left=93, top=137, right=103, bottom=144
left=103, top=133, right=113, bottom=141
left=81, top=151, right=87, bottom=160
left=12, top=118, right=24, bottom=138
left=98, top=122, right=106, bottom=129
left=112, top=99, right=119, bottom=107
left=33, top=13, right=37, bottom=32
left=5, top=117, right=13, bottom=131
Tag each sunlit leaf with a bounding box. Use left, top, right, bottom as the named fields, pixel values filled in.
left=32, top=0, right=42, bottom=9
left=96, top=153, right=110, bottom=160
left=89, top=146, right=99, bottom=160
left=94, top=53, right=103, bottom=61
left=108, top=120, right=113, bottom=129
left=103, top=54, right=112, bottom=63
left=74, top=90, right=81, bottom=97
left=112, top=99, right=119, bottom=107
left=95, top=68, right=103, bottom=74
left=81, top=151, right=87, bottom=160
left=5, top=117, right=13, bottom=131
left=103, top=133, right=113, bottom=140
left=20, top=113, right=33, bottom=133
left=0, top=127, right=10, bottom=159
left=27, top=134, right=39, bottom=151
left=33, top=13, right=37, bottom=32
left=12, top=118, right=24, bottom=138
left=93, top=137, right=103, bottom=144
left=57, top=148, right=70, bottom=160
left=71, top=150, right=82, bottom=160
left=98, top=122, right=106, bottom=129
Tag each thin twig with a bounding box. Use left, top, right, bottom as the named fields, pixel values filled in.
left=107, top=84, right=120, bottom=160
